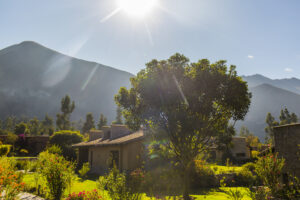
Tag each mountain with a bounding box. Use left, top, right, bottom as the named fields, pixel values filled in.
left=236, top=83, right=300, bottom=141
left=242, top=74, right=300, bottom=95
left=0, top=41, right=134, bottom=122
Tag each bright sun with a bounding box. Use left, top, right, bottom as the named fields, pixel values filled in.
left=116, top=0, right=158, bottom=18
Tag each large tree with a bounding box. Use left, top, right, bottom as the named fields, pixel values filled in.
left=82, top=112, right=95, bottom=134
left=115, top=53, right=251, bottom=199
left=56, top=95, right=75, bottom=130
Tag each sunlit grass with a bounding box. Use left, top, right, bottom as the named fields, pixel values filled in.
left=209, top=164, right=243, bottom=174
left=23, top=173, right=250, bottom=199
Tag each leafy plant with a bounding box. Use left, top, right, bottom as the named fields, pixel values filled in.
left=0, top=145, right=11, bottom=156
left=79, top=162, right=90, bottom=178
left=255, top=152, right=284, bottom=197
left=224, top=188, right=244, bottom=200
left=38, top=151, right=75, bottom=200
left=0, top=156, right=25, bottom=200
left=98, top=165, right=142, bottom=200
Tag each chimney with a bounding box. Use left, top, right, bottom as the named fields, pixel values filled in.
left=102, top=126, right=111, bottom=140
left=88, top=130, right=103, bottom=141
left=110, top=124, right=131, bottom=139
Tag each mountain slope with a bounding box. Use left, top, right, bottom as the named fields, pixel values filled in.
left=242, top=74, right=300, bottom=94
left=236, top=83, right=300, bottom=141
left=0, top=41, right=134, bottom=122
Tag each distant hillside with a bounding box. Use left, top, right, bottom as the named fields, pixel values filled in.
left=236, top=83, right=300, bottom=141
left=242, top=74, right=300, bottom=94
left=0, top=41, right=134, bottom=122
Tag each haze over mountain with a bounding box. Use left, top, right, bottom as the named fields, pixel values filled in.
left=0, top=41, right=133, bottom=122
left=238, top=75, right=300, bottom=141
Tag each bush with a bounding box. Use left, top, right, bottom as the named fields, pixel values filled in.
left=15, top=159, right=29, bottom=170
left=65, top=190, right=103, bottom=200
left=190, top=160, right=216, bottom=189
left=0, top=144, right=11, bottom=156
left=98, top=165, right=142, bottom=200
left=255, top=152, right=284, bottom=197
left=38, top=151, right=75, bottom=200
left=0, top=156, right=25, bottom=200
left=241, top=162, right=256, bottom=173
left=78, top=162, right=90, bottom=178
left=49, top=131, right=83, bottom=160
left=46, top=145, right=63, bottom=155
left=235, top=168, right=257, bottom=186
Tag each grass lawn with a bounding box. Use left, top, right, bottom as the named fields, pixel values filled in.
left=23, top=173, right=250, bottom=199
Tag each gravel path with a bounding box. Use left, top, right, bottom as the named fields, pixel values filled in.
left=18, top=192, right=45, bottom=200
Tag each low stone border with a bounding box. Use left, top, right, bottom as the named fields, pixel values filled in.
left=18, top=192, right=44, bottom=200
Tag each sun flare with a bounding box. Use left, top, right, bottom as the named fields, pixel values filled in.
left=116, top=0, right=158, bottom=18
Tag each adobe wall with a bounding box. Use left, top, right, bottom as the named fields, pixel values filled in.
left=274, top=124, right=300, bottom=178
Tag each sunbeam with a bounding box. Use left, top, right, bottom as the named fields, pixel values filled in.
left=100, top=7, right=122, bottom=23
left=81, top=65, right=99, bottom=91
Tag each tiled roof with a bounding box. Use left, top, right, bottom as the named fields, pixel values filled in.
left=72, top=130, right=144, bottom=148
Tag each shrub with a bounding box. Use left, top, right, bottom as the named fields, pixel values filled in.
left=224, top=188, right=244, bottom=200
left=15, top=159, right=29, bottom=170
left=190, top=160, right=216, bottom=188
left=235, top=168, right=257, bottom=186
left=98, top=165, right=142, bottom=200
left=38, top=151, right=75, bottom=200
left=255, top=152, right=284, bottom=197
left=0, top=156, right=25, bottom=200
left=65, top=189, right=103, bottom=200
left=241, top=162, right=256, bottom=173
left=0, top=145, right=11, bottom=156
left=49, top=131, right=83, bottom=160
left=78, top=162, right=90, bottom=178
left=46, top=144, right=62, bottom=155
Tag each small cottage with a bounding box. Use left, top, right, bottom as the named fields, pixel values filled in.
left=73, top=125, right=144, bottom=174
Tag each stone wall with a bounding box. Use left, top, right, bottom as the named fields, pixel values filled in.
left=274, top=124, right=300, bottom=178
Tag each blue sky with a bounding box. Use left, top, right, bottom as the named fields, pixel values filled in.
left=1, top=0, right=300, bottom=78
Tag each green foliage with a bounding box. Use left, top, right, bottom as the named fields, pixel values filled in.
left=28, top=117, right=41, bottom=135
left=97, top=113, right=107, bottom=130
left=0, top=144, right=11, bottom=156
left=190, top=160, right=216, bottom=189
left=279, top=107, right=298, bottom=125
left=38, top=151, right=75, bottom=200
left=46, top=144, right=63, bottom=155
left=224, top=187, right=244, bottom=200
left=82, top=112, right=95, bottom=134
left=264, top=112, right=279, bottom=144
left=239, top=126, right=260, bottom=148
left=112, top=106, right=123, bottom=125
left=14, top=122, right=28, bottom=135
left=41, top=114, right=55, bottom=136
left=255, top=152, right=285, bottom=197
left=56, top=95, right=75, bottom=130
left=50, top=130, right=83, bottom=160
left=78, top=162, right=90, bottom=178
left=98, top=165, right=142, bottom=200
left=0, top=156, right=25, bottom=200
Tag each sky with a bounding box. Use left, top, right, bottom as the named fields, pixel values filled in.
left=1, top=0, right=300, bottom=78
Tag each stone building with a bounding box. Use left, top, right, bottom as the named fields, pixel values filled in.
left=73, top=125, right=144, bottom=174
left=274, top=123, right=300, bottom=178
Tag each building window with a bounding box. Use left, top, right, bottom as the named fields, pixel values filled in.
left=110, top=150, right=119, bottom=169
left=236, top=153, right=245, bottom=157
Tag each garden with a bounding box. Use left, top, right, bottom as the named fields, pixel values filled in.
left=1, top=144, right=299, bottom=200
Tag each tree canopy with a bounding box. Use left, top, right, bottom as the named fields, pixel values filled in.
left=56, top=95, right=75, bottom=130
left=115, top=53, right=251, bottom=199
left=82, top=112, right=95, bottom=134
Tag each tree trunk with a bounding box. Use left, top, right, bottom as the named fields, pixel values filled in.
left=183, top=166, right=190, bottom=200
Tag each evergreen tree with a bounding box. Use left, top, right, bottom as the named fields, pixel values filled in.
left=265, top=113, right=279, bottom=144
left=82, top=112, right=95, bottom=133
left=279, top=107, right=298, bottom=125
left=56, top=95, right=75, bottom=130
left=112, top=106, right=123, bottom=124
left=28, top=117, right=40, bottom=135
left=4, top=116, right=16, bottom=132
left=41, top=114, right=55, bottom=135
left=97, top=113, right=108, bottom=129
